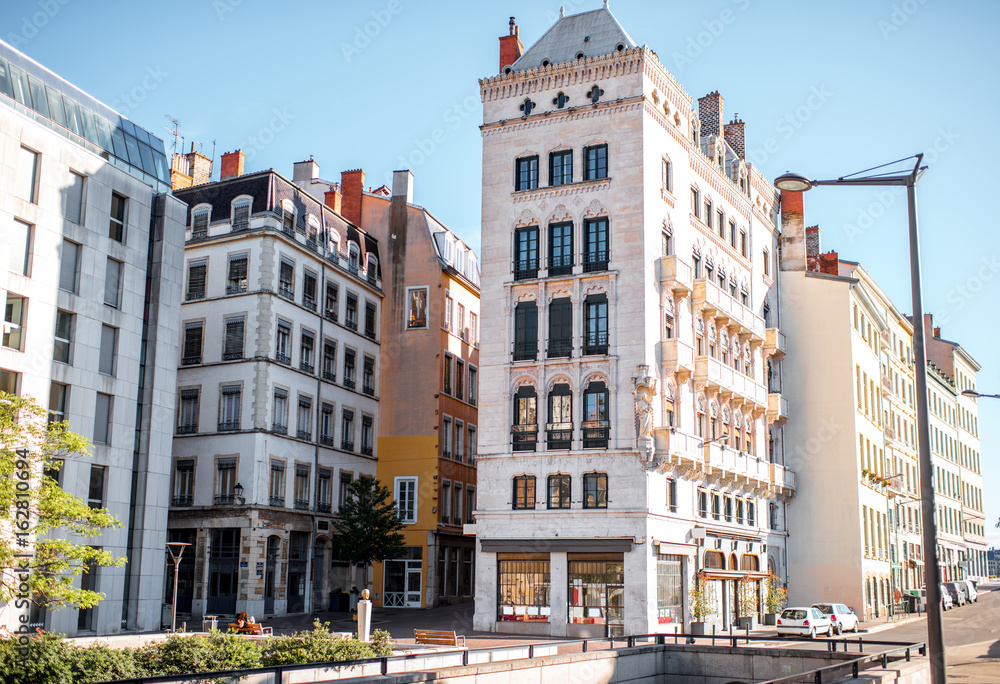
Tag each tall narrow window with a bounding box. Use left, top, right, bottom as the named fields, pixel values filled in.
left=269, top=461, right=285, bottom=506
left=10, top=219, right=33, bottom=276
left=469, top=312, right=478, bottom=346
left=583, top=381, right=610, bottom=449
left=98, top=324, right=117, bottom=376
left=345, top=293, right=358, bottom=330
left=548, top=222, right=573, bottom=276
left=468, top=367, right=478, bottom=406
left=513, top=475, right=536, bottom=510
left=442, top=416, right=452, bottom=457
left=94, top=393, right=112, bottom=445
left=275, top=320, right=291, bottom=364
left=322, top=340, right=337, bottom=381
left=48, top=382, right=68, bottom=425
left=192, top=208, right=209, bottom=239
left=514, top=226, right=539, bottom=280
left=232, top=199, right=250, bottom=231
left=300, top=332, right=315, bottom=373
left=547, top=384, right=572, bottom=450
left=583, top=473, right=608, bottom=509
left=182, top=322, right=202, bottom=365
left=584, top=294, right=608, bottom=355
left=395, top=478, right=417, bottom=523
left=3, top=294, right=26, bottom=350
left=278, top=258, right=294, bottom=299
left=294, top=466, right=310, bottom=509
left=272, top=389, right=288, bottom=434
left=549, top=150, right=573, bottom=186
left=59, top=240, right=79, bottom=293
left=661, top=159, right=672, bottom=192
left=219, top=386, right=241, bottom=431
left=444, top=294, right=453, bottom=331
left=178, top=389, right=199, bottom=434
left=320, top=404, right=334, bottom=446
left=443, top=354, right=453, bottom=394
left=583, top=144, right=608, bottom=180
left=105, top=258, right=123, bottom=308
left=548, top=297, right=573, bottom=358
left=343, top=349, right=356, bottom=389
left=583, top=218, right=609, bottom=272
left=216, top=458, right=237, bottom=502
left=513, top=301, right=538, bottom=361
left=88, top=465, right=106, bottom=508
left=740, top=229, right=748, bottom=257
left=341, top=410, right=355, bottom=451
left=515, top=155, right=539, bottom=191
left=223, top=316, right=245, bottom=360
left=325, top=281, right=339, bottom=321
left=547, top=474, right=571, bottom=509
left=173, top=460, right=194, bottom=506
left=363, top=356, right=375, bottom=395
left=227, top=254, right=248, bottom=293
left=109, top=192, right=126, bottom=243
left=361, top=415, right=373, bottom=455
left=16, top=147, right=39, bottom=203
left=186, top=259, right=206, bottom=300
left=365, top=302, right=377, bottom=340
left=302, top=269, right=317, bottom=310
left=661, top=230, right=672, bottom=257
left=666, top=478, right=677, bottom=513
left=455, top=360, right=465, bottom=400
left=512, top=386, right=538, bottom=452
left=296, top=397, right=312, bottom=440
left=406, top=287, right=427, bottom=328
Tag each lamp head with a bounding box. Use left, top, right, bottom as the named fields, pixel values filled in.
left=961, top=390, right=980, bottom=398
left=234, top=482, right=245, bottom=502
left=774, top=172, right=814, bottom=193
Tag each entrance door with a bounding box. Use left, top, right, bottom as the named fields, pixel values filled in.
left=264, top=535, right=278, bottom=615
left=207, top=561, right=238, bottom=614
left=405, top=566, right=422, bottom=607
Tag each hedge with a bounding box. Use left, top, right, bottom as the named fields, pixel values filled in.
left=0, top=621, right=393, bottom=684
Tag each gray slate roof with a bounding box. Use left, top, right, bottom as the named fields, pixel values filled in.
left=512, top=5, right=637, bottom=72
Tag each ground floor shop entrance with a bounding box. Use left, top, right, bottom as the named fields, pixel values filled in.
left=567, top=554, right=625, bottom=638
left=383, top=547, right=423, bottom=608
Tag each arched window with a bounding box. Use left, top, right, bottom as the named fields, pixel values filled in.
left=720, top=331, right=729, bottom=364
left=708, top=324, right=717, bottom=358
left=192, top=205, right=210, bottom=238
left=745, top=416, right=753, bottom=454
left=664, top=382, right=675, bottom=427
left=348, top=242, right=360, bottom=273
left=307, top=215, right=320, bottom=245
left=696, top=395, right=706, bottom=438
left=740, top=554, right=759, bottom=572
left=582, top=381, right=609, bottom=449
left=729, top=554, right=738, bottom=570
left=721, top=407, right=730, bottom=444
left=232, top=197, right=251, bottom=232
left=512, top=386, right=537, bottom=452
left=704, top=551, right=724, bottom=570
left=547, top=383, right=572, bottom=450
left=281, top=200, right=295, bottom=234
left=695, top=317, right=705, bottom=355
left=366, top=253, right=378, bottom=281
left=709, top=401, right=718, bottom=439
left=328, top=229, right=342, bottom=254
left=733, top=411, right=742, bottom=450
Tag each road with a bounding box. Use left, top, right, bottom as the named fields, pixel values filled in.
left=867, top=584, right=999, bottom=682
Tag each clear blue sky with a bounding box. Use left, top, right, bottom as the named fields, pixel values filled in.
left=5, top=0, right=998, bottom=547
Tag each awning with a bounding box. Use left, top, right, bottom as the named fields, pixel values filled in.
left=700, top=570, right=768, bottom=581
left=480, top=537, right=634, bottom=553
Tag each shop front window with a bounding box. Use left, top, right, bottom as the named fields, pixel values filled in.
left=568, top=554, right=624, bottom=635
left=498, top=554, right=550, bottom=622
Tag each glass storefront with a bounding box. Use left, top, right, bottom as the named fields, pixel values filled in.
left=568, top=554, right=624, bottom=635
left=498, top=554, right=550, bottom=622
left=656, top=554, right=683, bottom=624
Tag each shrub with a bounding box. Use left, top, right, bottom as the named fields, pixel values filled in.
left=0, top=632, right=73, bottom=684
left=139, top=632, right=261, bottom=676
left=65, top=644, right=146, bottom=683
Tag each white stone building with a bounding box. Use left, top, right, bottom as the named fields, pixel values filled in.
left=167, top=154, right=382, bottom=620
left=779, top=198, right=987, bottom=619
left=473, top=7, right=792, bottom=637
left=0, top=40, right=184, bottom=635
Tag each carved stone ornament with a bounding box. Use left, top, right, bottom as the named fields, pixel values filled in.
left=633, top=365, right=657, bottom=467
left=514, top=210, right=537, bottom=228
left=583, top=199, right=607, bottom=218
left=550, top=204, right=573, bottom=222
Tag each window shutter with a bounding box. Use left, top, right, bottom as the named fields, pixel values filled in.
left=228, top=254, right=247, bottom=281
left=549, top=298, right=572, bottom=345
left=280, top=259, right=293, bottom=285
left=184, top=324, right=202, bottom=361
left=188, top=262, right=206, bottom=297
left=225, top=317, right=244, bottom=357
left=515, top=302, right=537, bottom=346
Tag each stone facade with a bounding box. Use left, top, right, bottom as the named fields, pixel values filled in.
left=474, top=8, right=791, bottom=637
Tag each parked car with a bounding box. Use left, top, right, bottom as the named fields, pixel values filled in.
left=776, top=607, right=833, bottom=638
left=960, top=580, right=978, bottom=603
left=918, top=585, right=953, bottom=611
left=811, top=603, right=859, bottom=635
left=944, top=582, right=968, bottom=607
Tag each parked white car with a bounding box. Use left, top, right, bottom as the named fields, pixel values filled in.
left=811, top=603, right=860, bottom=635
left=917, top=585, right=953, bottom=611
left=961, top=580, right=978, bottom=603
left=776, top=607, right=833, bottom=638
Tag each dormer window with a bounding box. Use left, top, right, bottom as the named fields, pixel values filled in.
left=192, top=207, right=209, bottom=238
left=348, top=242, right=360, bottom=273
left=281, top=201, right=295, bottom=234
left=232, top=198, right=250, bottom=231
left=328, top=229, right=342, bottom=254
left=366, top=254, right=378, bottom=282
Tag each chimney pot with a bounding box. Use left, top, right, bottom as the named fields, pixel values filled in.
left=340, top=169, right=365, bottom=226
left=499, top=17, right=524, bottom=72
left=220, top=149, right=245, bottom=180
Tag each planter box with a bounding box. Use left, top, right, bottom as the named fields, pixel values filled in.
left=689, top=622, right=707, bottom=636
left=764, top=613, right=777, bottom=626
left=738, top=616, right=757, bottom=630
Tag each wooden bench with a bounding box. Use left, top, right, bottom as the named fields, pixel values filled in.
left=228, top=623, right=273, bottom=636
left=414, top=629, right=466, bottom=647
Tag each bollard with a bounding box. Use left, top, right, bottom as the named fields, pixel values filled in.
left=745, top=623, right=750, bottom=644
left=905, top=648, right=911, bottom=662
left=859, top=637, right=864, bottom=653
left=881, top=653, right=887, bottom=669
left=712, top=623, right=716, bottom=646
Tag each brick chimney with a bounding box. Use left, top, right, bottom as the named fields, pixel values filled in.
left=340, top=169, right=365, bottom=226
left=806, top=226, right=821, bottom=272
left=324, top=188, right=342, bottom=214
left=779, top=191, right=806, bottom=272
left=933, top=326, right=941, bottom=338
left=723, top=116, right=745, bottom=160
left=220, top=150, right=245, bottom=180
left=817, top=252, right=839, bottom=275
left=697, top=91, right=724, bottom=141
left=499, top=17, right=523, bottom=73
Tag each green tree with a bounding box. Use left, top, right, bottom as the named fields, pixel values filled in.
left=0, top=392, right=125, bottom=612
left=330, top=478, right=405, bottom=593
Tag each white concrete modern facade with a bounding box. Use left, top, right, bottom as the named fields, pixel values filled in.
left=166, top=156, right=382, bottom=621
left=473, top=7, right=793, bottom=637
left=0, top=40, right=184, bottom=635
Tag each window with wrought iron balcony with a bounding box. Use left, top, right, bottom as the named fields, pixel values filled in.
left=172, top=495, right=193, bottom=507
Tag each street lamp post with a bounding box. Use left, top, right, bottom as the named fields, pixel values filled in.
left=166, top=542, right=191, bottom=633
left=775, top=155, right=946, bottom=684
left=962, top=389, right=1000, bottom=400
